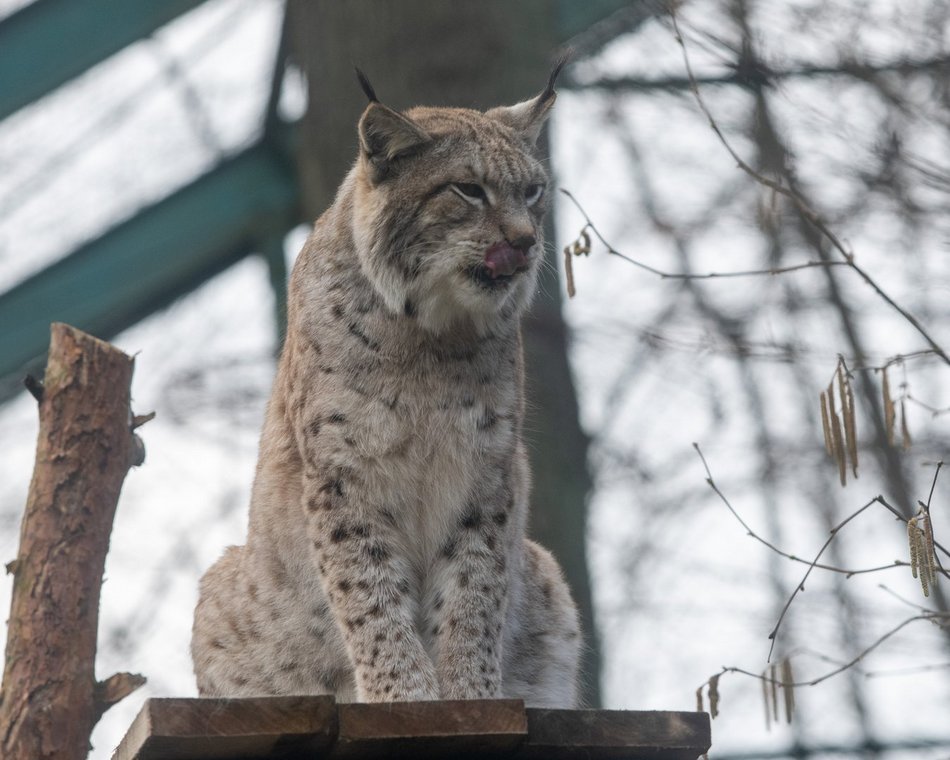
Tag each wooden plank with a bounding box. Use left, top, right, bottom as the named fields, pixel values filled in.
left=521, top=708, right=711, bottom=760
left=113, top=698, right=710, bottom=760
left=333, top=699, right=527, bottom=759
left=112, top=696, right=337, bottom=760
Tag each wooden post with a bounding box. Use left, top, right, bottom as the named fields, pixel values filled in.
left=0, top=323, right=147, bottom=760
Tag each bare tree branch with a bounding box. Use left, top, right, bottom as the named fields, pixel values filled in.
left=693, top=443, right=910, bottom=577
left=569, top=55, right=950, bottom=93
left=666, top=8, right=950, bottom=367
left=560, top=189, right=849, bottom=279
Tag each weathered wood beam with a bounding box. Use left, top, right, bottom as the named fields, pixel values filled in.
left=0, top=323, right=148, bottom=760
left=115, top=697, right=338, bottom=760
left=113, top=697, right=711, bottom=760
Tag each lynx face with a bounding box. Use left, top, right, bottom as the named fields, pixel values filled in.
left=350, top=93, right=556, bottom=334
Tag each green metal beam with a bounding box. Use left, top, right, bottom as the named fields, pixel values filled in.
left=0, top=0, right=207, bottom=121
left=0, top=136, right=301, bottom=401
left=556, top=0, right=655, bottom=43
left=0, top=0, right=649, bottom=404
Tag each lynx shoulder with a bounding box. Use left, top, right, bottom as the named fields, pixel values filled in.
left=191, top=64, right=581, bottom=707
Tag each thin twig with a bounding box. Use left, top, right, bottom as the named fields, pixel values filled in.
left=131, top=411, right=156, bottom=430
left=844, top=350, right=940, bottom=374
left=906, top=394, right=950, bottom=418
left=767, top=486, right=950, bottom=658
left=694, top=444, right=948, bottom=661
left=562, top=179, right=949, bottom=365
left=795, top=641, right=950, bottom=680
left=877, top=583, right=938, bottom=614
left=667, top=8, right=950, bottom=367
left=703, top=614, right=940, bottom=695
left=560, top=190, right=848, bottom=279
left=926, top=461, right=944, bottom=509
left=862, top=661, right=950, bottom=678
left=765, top=497, right=881, bottom=661
left=693, top=443, right=907, bottom=577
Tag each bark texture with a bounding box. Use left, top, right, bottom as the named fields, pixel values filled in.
left=0, top=323, right=145, bottom=760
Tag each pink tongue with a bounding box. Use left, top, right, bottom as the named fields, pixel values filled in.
left=483, top=242, right=527, bottom=278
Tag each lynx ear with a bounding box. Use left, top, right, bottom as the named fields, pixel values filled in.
left=486, top=54, right=569, bottom=146
left=355, top=70, right=431, bottom=182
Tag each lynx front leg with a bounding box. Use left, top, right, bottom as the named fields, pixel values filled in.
left=305, top=472, right=438, bottom=702
left=432, top=500, right=511, bottom=699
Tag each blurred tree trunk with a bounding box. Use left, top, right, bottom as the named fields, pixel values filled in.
left=287, top=0, right=601, bottom=705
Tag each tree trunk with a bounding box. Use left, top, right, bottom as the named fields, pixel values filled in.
left=287, top=0, right=601, bottom=705
left=0, top=323, right=146, bottom=760
left=522, top=200, right=599, bottom=706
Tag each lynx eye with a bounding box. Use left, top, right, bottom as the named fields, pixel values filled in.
left=451, top=182, right=488, bottom=203
left=525, top=184, right=544, bottom=206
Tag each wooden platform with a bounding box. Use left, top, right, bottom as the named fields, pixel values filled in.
left=113, top=697, right=710, bottom=760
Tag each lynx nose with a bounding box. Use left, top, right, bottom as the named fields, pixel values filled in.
left=484, top=240, right=529, bottom=278
left=509, top=234, right=536, bottom=254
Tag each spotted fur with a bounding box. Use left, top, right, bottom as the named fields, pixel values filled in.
left=191, top=73, right=580, bottom=706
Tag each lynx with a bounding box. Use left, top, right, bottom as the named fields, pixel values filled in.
left=191, top=63, right=581, bottom=707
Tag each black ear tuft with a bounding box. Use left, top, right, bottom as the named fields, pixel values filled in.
left=485, top=52, right=571, bottom=145
left=539, top=50, right=572, bottom=108
left=355, top=67, right=379, bottom=103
